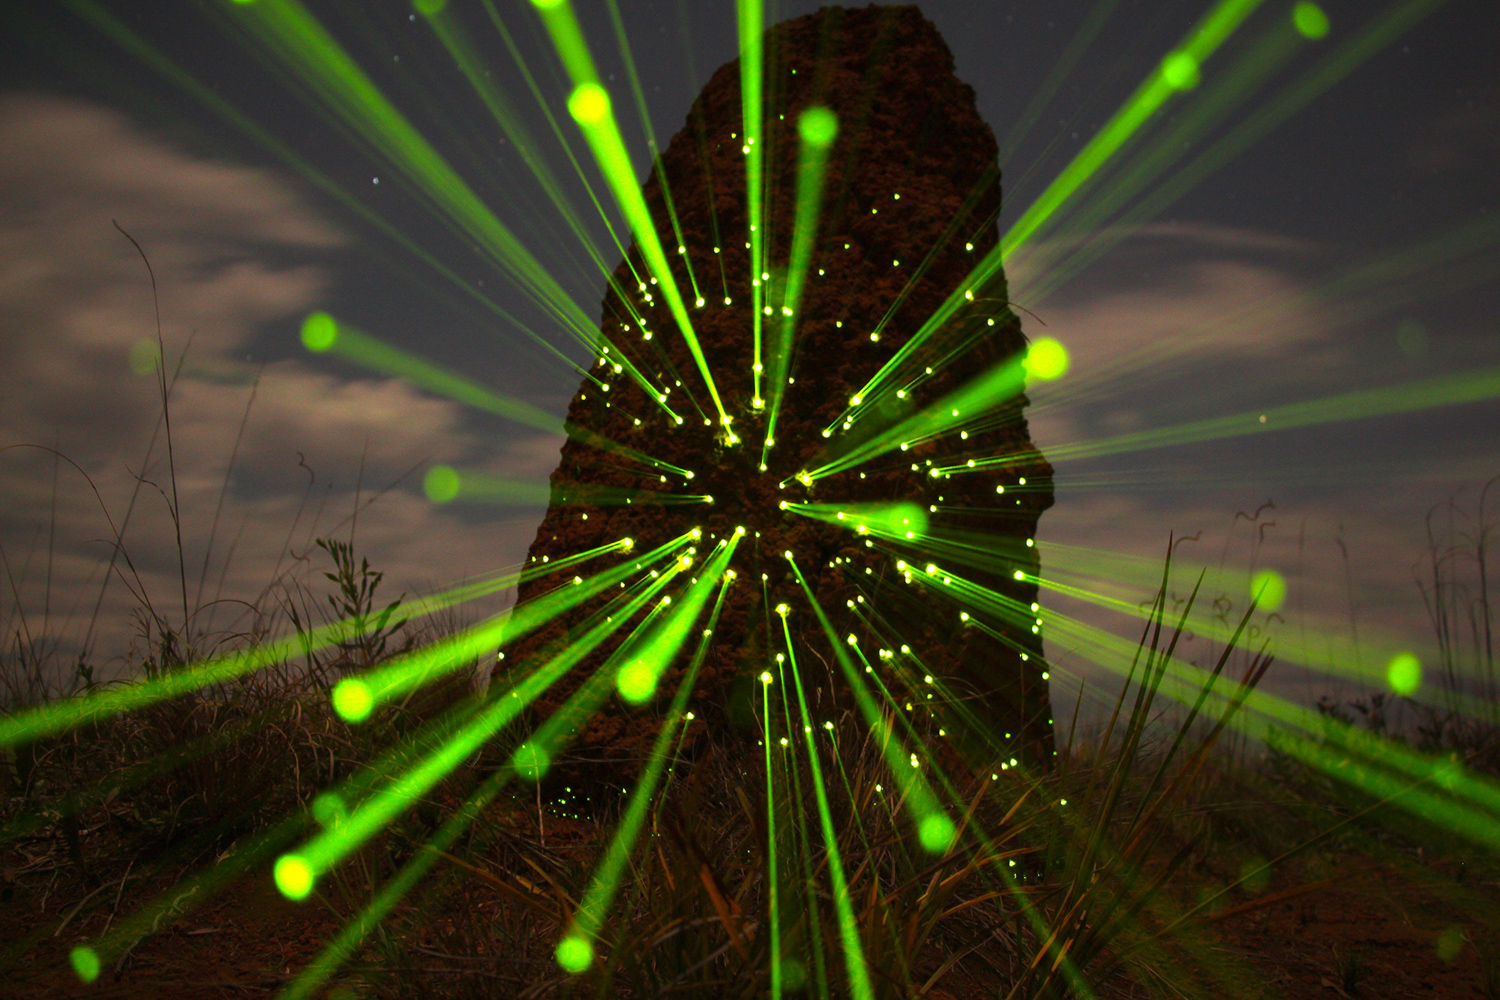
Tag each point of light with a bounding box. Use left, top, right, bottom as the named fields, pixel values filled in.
left=1293, top=2, right=1330, bottom=38
left=567, top=82, right=610, bottom=125
left=274, top=854, right=314, bottom=900
left=301, top=311, right=338, bottom=352
left=331, top=679, right=373, bottom=722
left=1387, top=652, right=1422, bottom=695
left=798, top=105, right=839, bottom=147
left=423, top=465, right=460, bottom=503
left=1161, top=50, right=1200, bottom=90
left=557, top=935, right=593, bottom=973
left=70, top=946, right=100, bottom=984
left=1250, top=569, right=1287, bottom=612
left=1024, top=337, right=1070, bottom=381
left=760, top=671, right=774, bottom=684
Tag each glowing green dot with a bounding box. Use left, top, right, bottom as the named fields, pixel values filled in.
left=274, top=854, right=314, bottom=900
left=617, top=660, right=657, bottom=704
left=1292, top=2, right=1330, bottom=39
left=413, top=0, right=447, bottom=14
left=1024, top=337, right=1069, bottom=381
left=1387, top=652, right=1421, bottom=696
left=568, top=83, right=610, bottom=126
left=1250, top=569, right=1286, bottom=612
left=1161, top=51, right=1200, bottom=90
left=300, top=311, right=338, bottom=352
left=70, top=946, right=101, bottom=983
left=424, top=465, right=461, bottom=503
left=557, top=935, right=593, bottom=973
left=331, top=678, right=373, bottom=722
left=798, top=106, right=838, bottom=148
left=513, top=741, right=551, bottom=782
left=1436, top=925, right=1465, bottom=962
left=128, top=338, right=160, bottom=376
left=918, top=813, right=956, bottom=853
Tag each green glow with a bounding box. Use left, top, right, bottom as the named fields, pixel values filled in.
left=331, top=679, right=373, bottom=722
left=275, top=854, right=314, bottom=900
left=787, top=558, right=953, bottom=854
left=1293, top=2, right=1330, bottom=39
left=227, top=0, right=611, bottom=355
left=779, top=609, right=876, bottom=1000
left=739, top=0, right=766, bottom=403
left=1024, top=336, right=1070, bottom=381
left=412, top=0, right=446, bottom=15
left=763, top=670, right=783, bottom=999
left=564, top=563, right=733, bottom=971
left=614, top=538, right=738, bottom=704
left=311, top=793, right=346, bottom=828
left=512, top=741, right=552, bottom=781
left=70, top=946, right=101, bottom=984
left=1250, top=569, right=1286, bottom=612
left=300, top=311, right=337, bottom=352
left=423, top=465, right=462, bottom=503
left=764, top=105, right=838, bottom=460
left=835, top=0, right=1264, bottom=418
left=1161, top=50, right=1201, bottom=90
left=341, top=532, right=690, bottom=715
left=532, top=4, right=727, bottom=424
left=556, top=935, right=594, bottom=973
left=787, top=501, right=930, bottom=545
left=1387, top=652, right=1422, bottom=696
left=798, top=105, right=838, bottom=147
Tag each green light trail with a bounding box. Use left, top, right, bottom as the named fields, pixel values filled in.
left=738, top=0, right=766, bottom=405
left=602, top=0, right=706, bottom=310
left=226, top=0, right=618, bottom=356
left=777, top=605, right=876, bottom=1000
left=0, top=533, right=615, bottom=749
left=300, top=312, right=682, bottom=450
left=529, top=0, right=728, bottom=426
left=763, top=667, right=783, bottom=1000
left=424, top=464, right=713, bottom=509
left=829, top=0, right=1265, bottom=419
left=784, top=501, right=930, bottom=546
left=1022, top=0, right=1447, bottom=309
left=331, top=531, right=694, bottom=720
left=275, top=553, right=689, bottom=901
left=939, top=362, right=1500, bottom=473
left=787, top=556, right=955, bottom=854
left=762, top=106, right=838, bottom=464
left=557, top=551, right=735, bottom=971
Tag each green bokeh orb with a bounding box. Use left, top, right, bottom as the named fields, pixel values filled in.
left=1250, top=569, right=1286, bottom=612
left=301, top=311, right=339, bottom=352
left=1161, top=51, right=1200, bottom=90
left=70, top=946, right=101, bottom=984
left=424, top=465, right=461, bottom=504
left=1292, top=2, right=1330, bottom=39
left=513, top=741, right=552, bottom=782
left=798, top=106, right=838, bottom=148
left=274, top=854, right=315, bottom=900
left=128, top=338, right=160, bottom=376
left=556, top=935, right=593, bottom=973
left=413, top=0, right=447, bottom=15
left=1024, top=337, right=1070, bottom=381
left=617, top=660, right=657, bottom=704
left=332, top=678, right=374, bottom=722
left=918, top=813, right=956, bottom=853
left=1387, top=652, right=1422, bottom=696
left=568, top=83, right=610, bottom=126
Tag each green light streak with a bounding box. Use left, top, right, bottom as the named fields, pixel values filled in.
left=227, top=0, right=611, bottom=353
left=786, top=557, right=954, bottom=853
left=529, top=2, right=728, bottom=425
left=763, top=106, right=838, bottom=460
left=302, top=312, right=681, bottom=448
left=763, top=669, right=783, bottom=1000
left=278, top=555, right=689, bottom=899
left=602, top=0, right=705, bottom=309
left=333, top=532, right=693, bottom=718
left=1024, top=0, right=1447, bottom=309
left=559, top=559, right=734, bottom=971
left=835, top=0, right=1265, bottom=415
left=777, top=606, right=875, bottom=1000
left=944, top=362, right=1500, bottom=472
left=738, top=0, right=765, bottom=404
left=785, top=501, right=930, bottom=546
left=425, top=465, right=713, bottom=508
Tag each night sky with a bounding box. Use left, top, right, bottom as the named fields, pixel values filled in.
left=2, top=0, right=1497, bottom=724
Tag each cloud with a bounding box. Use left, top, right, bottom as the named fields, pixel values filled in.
left=0, top=94, right=554, bottom=684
